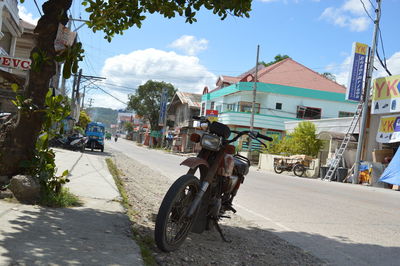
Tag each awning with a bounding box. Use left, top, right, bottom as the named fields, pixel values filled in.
left=379, top=148, right=400, bottom=185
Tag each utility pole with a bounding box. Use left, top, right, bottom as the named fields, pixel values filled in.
left=88, top=98, right=94, bottom=108
left=249, top=45, right=260, bottom=156
left=353, top=0, right=381, bottom=184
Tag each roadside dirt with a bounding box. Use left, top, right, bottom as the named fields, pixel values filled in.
left=111, top=150, right=326, bottom=265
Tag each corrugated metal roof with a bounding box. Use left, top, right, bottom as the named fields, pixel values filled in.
left=176, top=91, right=201, bottom=108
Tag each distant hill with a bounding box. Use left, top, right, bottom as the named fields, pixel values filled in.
left=86, top=107, right=118, bottom=129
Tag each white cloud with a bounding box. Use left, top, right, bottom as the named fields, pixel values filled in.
left=169, top=35, right=208, bottom=56
left=326, top=55, right=352, bottom=86
left=374, top=51, right=400, bottom=78
left=95, top=48, right=217, bottom=108
left=326, top=51, right=400, bottom=88
left=320, top=0, right=372, bottom=32
left=18, top=5, right=39, bottom=25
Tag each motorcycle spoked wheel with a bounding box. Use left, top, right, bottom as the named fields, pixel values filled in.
left=274, top=164, right=284, bottom=174
left=293, top=164, right=306, bottom=177
left=155, top=174, right=200, bottom=252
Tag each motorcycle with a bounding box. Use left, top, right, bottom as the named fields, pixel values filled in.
left=154, top=116, right=272, bottom=252
left=50, top=134, right=88, bottom=152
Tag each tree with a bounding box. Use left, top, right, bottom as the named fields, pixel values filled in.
left=265, top=121, right=322, bottom=157
left=289, top=121, right=322, bottom=157
left=321, top=72, right=336, bottom=82
left=128, top=81, right=176, bottom=131
left=0, top=0, right=252, bottom=177
left=262, top=54, right=290, bottom=67
left=76, top=110, right=91, bottom=130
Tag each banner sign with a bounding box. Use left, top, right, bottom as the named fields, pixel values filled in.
left=54, top=24, right=77, bottom=52
left=376, top=114, right=400, bottom=143
left=371, top=75, right=400, bottom=114
left=346, top=42, right=368, bottom=102
left=206, top=109, right=218, bottom=122
left=0, top=56, right=31, bottom=71
left=158, top=88, right=169, bottom=126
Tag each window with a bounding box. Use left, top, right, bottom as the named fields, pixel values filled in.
left=276, top=103, right=282, bottom=110
left=210, top=101, right=215, bottom=110
left=239, top=101, right=260, bottom=114
left=338, top=111, right=355, bottom=118
left=227, top=103, right=237, bottom=112
left=296, top=106, right=321, bottom=119
left=216, top=105, right=222, bottom=113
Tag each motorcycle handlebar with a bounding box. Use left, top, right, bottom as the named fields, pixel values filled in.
left=257, top=133, right=273, bottom=142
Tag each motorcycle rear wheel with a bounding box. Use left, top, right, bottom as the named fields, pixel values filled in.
left=155, top=174, right=200, bottom=252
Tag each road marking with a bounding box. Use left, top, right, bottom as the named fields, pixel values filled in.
left=235, top=203, right=292, bottom=231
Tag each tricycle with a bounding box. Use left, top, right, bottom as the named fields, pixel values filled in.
left=273, top=156, right=313, bottom=177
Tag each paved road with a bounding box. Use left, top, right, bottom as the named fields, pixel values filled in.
left=107, top=139, right=400, bottom=266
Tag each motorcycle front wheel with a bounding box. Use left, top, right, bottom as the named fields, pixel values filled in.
left=155, top=174, right=200, bottom=252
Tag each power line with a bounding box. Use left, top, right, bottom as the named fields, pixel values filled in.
left=359, top=0, right=374, bottom=22
left=92, top=84, right=128, bottom=105
left=33, top=0, right=42, bottom=17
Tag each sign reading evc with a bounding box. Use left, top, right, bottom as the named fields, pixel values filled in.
left=371, top=74, right=400, bottom=114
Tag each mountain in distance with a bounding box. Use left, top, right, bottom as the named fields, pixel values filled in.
left=85, top=107, right=118, bottom=129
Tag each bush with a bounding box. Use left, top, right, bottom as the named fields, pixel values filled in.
left=264, top=121, right=322, bottom=157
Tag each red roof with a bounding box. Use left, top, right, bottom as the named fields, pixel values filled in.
left=257, top=58, right=346, bottom=93
left=208, top=58, right=346, bottom=94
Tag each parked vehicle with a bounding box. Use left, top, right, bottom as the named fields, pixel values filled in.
left=85, top=122, right=105, bottom=152
left=49, top=133, right=88, bottom=152
left=105, top=132, right=112, bottom=140
left=273, top=157, right=312, bottom=177
left=154, top=116, right=273, bottom=251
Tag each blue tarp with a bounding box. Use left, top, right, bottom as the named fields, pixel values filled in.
left=379, top=148, right=400, bottom=185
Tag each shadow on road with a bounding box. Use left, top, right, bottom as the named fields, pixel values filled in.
left=134, top=210, right=400, bottom=265
left=0, top=206, right=142, bottom=265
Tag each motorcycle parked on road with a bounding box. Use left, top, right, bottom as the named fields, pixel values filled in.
left=154, top=116, right=272, bottom=252
left=49, top=133, right=88, bottom=152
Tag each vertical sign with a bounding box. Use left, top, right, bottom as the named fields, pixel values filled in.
left=158, top=88, right=169, bottom=126
left=346, top=42, right=368, bottom=102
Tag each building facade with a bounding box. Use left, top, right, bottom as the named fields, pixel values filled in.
left=201, top=58, right=358, bottom=146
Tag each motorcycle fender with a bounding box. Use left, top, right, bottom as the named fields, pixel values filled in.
left=180, top=157, right=209, bottom=170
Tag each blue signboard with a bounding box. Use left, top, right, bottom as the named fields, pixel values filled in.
left=158, top=88, right=169, bottom=126
left=346, top=42, right=368, bottom=102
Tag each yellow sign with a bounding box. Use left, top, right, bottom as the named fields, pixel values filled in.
left=355, top=42, right=368, bottom=55
left=377, top=115, right=400, bottom=143
left=371, top=74, right=400, bottom=114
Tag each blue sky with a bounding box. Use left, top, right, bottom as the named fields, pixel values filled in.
left=19, top=0, right=400, bottom=109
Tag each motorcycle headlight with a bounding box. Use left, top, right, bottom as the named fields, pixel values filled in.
left=201, top=133, right=221, bottom=151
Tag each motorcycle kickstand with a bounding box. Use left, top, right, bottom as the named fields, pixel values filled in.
left=213, top=219, right=231, bottom=243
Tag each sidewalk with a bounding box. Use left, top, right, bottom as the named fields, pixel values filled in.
left=0, top=148, right=143, bottom=265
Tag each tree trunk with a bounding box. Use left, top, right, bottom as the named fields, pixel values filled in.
left=0, top=0, right=72, bottom=177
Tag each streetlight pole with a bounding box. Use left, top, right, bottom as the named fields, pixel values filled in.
left=249, top=45, right=260, bottom=157
left=353, top=0, right=381, bottom=183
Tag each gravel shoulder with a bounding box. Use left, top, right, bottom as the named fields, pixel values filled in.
left=111, top=149, right=326, bottom=265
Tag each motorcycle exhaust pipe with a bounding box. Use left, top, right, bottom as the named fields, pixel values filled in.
left=186, top=181, right=209, bottom=217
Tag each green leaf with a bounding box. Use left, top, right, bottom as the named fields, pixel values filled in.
left=11, top=83, right=19, bottom=92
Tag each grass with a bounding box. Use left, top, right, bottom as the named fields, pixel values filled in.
left=39, top=187, right=83, bottom=208
left=105, top=158, right=157, bottom=266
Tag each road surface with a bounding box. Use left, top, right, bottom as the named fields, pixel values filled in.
left=107, top=138, right=400, bottom=266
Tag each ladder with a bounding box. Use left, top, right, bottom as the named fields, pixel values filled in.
left=323, top=102, right=363, bottom=181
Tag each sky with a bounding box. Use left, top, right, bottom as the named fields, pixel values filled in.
left=19, top=0, right=400, bottom=110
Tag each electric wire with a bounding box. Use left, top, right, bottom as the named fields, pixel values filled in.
left=33, top=0, right=42, bottom=17
left=359, top=0, right=374, bottom=22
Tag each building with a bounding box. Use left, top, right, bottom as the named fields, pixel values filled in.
left=0, top=0, right=25, bottom=113
left=201, top=58, right=358, bottom=149
left=167, top=91, right=201, bottom=152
